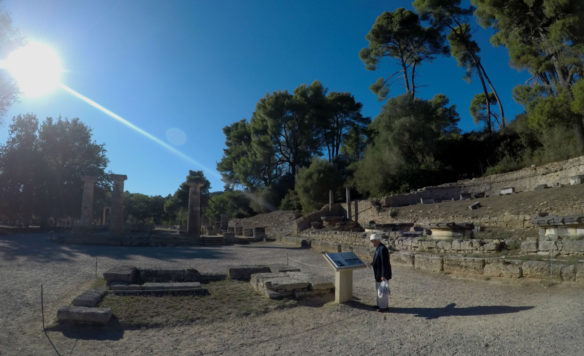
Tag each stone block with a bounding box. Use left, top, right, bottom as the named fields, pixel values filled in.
left=522, top=261, right=553, bottom=279
left=560, top=264, right=576, bottom=281
left=520, top=240, right=538, bottom=253
left=250, top=272, right=288, bottom=290
left=109, top=283, right=143, bottom=291
left=264, top=277, right=310, bottom=292
left=468, top=201, right=481, bottom=210
left=562, top=240, right=584, bottom=254
left=286, top=272, right=334, bottom=291
left=141, top=282, right=201, bottom=290
left=138, top=268, right=201, bottom=283
left=57, top=306, right=112, bottom=325
left=569, top=175, right=584, bottom=185
left=72, top=286, right=107, bottom=307
left=228, top=265, right=271, bottom=281
left=576, top=264, right=584, bottom=282
left=436, top=241, right=452, bottom=251
left=500, top=187, right=515, bottom=195
left=199, top=273, right=227, bottom=283
left=103, top=265, right=137, bottom=285
left=443, top=256, right=485, bottom=274
left=110, top=282, right=207, bottom=296
left=414, top=254, right=443, bottom=273
left=420, top=240, right=437, bottom=251
left=451, top=240, right=462, bottom=251
left=266, top=289, right=293, bottom=299
left=484, top=260, right=522, bottom=278
left=538, top=240, right=558, bottom=252
left=482, top=241, right=500, bottom=252
left=460, top=240, right=473, bottom=251
left=391, top=251, right=415, bottom=267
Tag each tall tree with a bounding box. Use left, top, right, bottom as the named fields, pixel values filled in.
left=321, top=92, right=370, bottom=163
left=352, top=94, right=460, bottom=196
left=0, top=115, right=108, bottom=225
left=250, top=82, right=322, bottom=181
left=0, top=114, right=40, bottom=222
left=414, top=0, right=505, bottom=132
left=472, top=0, right=584, bottom=150
left=124, top=193, right=167, bottom=224
left=360, top=8, right=447, bottom=99
left=36, top=117, right=108, bottom=225
left=0, top=11, right=23, bottom=121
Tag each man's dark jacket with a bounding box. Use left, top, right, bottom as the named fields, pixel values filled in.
left=372, top=243, right=392, bottom=282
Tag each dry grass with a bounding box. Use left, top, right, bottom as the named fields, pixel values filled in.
left=99, top=280, right=297, bottom=328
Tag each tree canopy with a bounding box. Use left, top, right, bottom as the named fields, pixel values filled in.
left=0, top=115, right=108, bottom=225
left=360, top=8, right=448, bottom=99
left=472, top=0, right=584, bottom=149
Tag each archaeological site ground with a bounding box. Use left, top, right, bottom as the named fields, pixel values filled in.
left=1, top=157, right=584, bottom=355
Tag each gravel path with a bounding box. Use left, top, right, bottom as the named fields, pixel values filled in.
left=1, top=233, right=583, bottom=355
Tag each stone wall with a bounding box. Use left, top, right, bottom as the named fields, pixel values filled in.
left=228, top=210, right=300, bottom=238
left=390, top=251, right=584, bottom=282
left=375, top=155, right=584, bottom=207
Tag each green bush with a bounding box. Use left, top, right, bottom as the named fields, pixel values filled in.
left=295, top=158, right=342, bottom=213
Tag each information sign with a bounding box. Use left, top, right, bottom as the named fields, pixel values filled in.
left=324, top=252, right=366, bottom=270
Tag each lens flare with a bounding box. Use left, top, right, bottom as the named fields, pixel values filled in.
left=1, top=42, right=63, bottom=97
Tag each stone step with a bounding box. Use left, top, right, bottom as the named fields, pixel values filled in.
left=72, top=286, right=107, bottom=307
left=228, top=265, right=271, bottom=281
left=103, top=265, right=138, bottom=285
left=57, top=306, right=112, bottom=325
left=109, top=282, right=208, bottom=296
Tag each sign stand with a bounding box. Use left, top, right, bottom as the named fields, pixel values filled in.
left=323, top=252, right=366, bottom=303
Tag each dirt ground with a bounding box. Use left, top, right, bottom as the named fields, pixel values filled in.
left=1, top=233, right=583, bottom=355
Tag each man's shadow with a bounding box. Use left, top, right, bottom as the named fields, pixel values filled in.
left=349, top=301, right=534, bottom=319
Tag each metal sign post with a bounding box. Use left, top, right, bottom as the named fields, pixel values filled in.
left=323, top=252, right=366, bottom=303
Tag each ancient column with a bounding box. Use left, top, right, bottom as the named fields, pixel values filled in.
left=110, top=174, right=127, bottom=237
left=220, top=214, right=228, bottom=231
left=345, top=187, right=352, bottom=221
left=80, top=176, right=97, bottom=227
left=329, top=190, right=333, bottom=212
left=187, top=181, right=203, bottom=238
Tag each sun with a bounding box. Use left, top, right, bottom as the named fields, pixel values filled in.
left=1, top=42, right=63, bottom=97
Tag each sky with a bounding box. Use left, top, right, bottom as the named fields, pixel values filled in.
left=0, top=0, right=531, bottom=196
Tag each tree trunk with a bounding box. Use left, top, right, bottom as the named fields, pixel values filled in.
left=478, top=61, right=505, bottom=128
left=475, top=65, right=492, bottom=133
left=411, top=62, right=417, bottom=98
left=573, top=116, right=584, bottom=154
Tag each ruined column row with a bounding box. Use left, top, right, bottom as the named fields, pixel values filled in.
left=79, top=174, right=126, bottom=237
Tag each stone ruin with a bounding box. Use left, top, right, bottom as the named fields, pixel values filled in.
left=57, top=264, right=334, bottom=326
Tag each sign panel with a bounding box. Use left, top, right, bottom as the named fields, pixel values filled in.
left=324, top=252, right=366, bottom=270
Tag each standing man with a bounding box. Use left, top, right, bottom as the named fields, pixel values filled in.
left=370, top=233, right=392, bottom=312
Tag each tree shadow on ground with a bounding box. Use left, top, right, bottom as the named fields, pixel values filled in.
left=238, top=245, right=308, bottom=250
left=348, top=301, right=534, bottom=319
left=45, top=318, right=124, bottom=341
left=0, top=233, right=229, bottom=263
left=0, top=233, right=79, bottom=262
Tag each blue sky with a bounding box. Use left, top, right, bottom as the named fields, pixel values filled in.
left=0, top=0, right=530, bottom=196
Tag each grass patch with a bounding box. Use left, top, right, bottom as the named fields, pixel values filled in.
left=99, top=279, right=297, bottom=328
left=88, top=278, right=107, bottom=289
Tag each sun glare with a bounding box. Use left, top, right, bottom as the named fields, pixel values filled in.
left=1, top=42, right=63, bottom=97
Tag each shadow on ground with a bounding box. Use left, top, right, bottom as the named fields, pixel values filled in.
left=348, top=301, right=534, bottom=319
left=0, top=233, right=229, bottom=263
left=45, top=318, right=124, bottom=341
left=238, top=245, right=308, bottom=250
